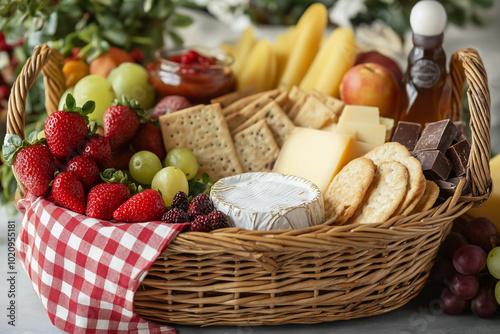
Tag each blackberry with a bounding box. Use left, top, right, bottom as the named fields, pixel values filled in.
left=209, top=210, right=229, bottom=230
left=187, top=193, right=213, bottom=219
left=171, top=191, right=189, bottom=211
left=189, top=215, right=212, bottom=232
left=162, top=207, right=189, bottom=224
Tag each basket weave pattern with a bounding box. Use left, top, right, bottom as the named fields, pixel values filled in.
left=7, top=45, right=492, bottom=326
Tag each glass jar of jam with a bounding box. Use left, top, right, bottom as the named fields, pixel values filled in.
left=147, top=46, right=236, bottom=104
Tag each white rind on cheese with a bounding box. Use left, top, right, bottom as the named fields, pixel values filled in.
left=210, top=172, right=324, bottom=230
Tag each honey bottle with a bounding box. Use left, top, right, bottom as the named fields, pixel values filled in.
left=399, top=0, right=452, bottom=126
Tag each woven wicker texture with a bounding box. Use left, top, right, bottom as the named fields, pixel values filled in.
left=7, top=46, right=492, bottom=326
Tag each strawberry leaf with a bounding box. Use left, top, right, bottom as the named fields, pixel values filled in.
left=112, top=96, right=149, bottom=123
left=81, top=100, right=96, bottom=115
left=65, top=93, right=77, bottom=110
left=87, top=121, right=99, bottom=136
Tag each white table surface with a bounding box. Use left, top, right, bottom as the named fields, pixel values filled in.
left=2, top=4, right=500, bottom=333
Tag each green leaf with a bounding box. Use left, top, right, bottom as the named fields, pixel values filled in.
left=201, top=172, right=210, bottom=184
left=28, top=131, right=38, bottom=142
left=9, top=134, right=22, bottom=148
left=170, top=13, right=193, bottom=28
left=168, top=30, right=183, bottom=46
left=474, top=0, right=494, bottom=7
left=65, top=93, right=76, bottom=110
left=81, top=100, right=96, bottom=115
left=144, top=0, right=154, bottom=13
left=101, top=28, right=129, bottom=47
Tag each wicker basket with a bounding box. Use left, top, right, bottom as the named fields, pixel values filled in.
left=7, top=44, right=492, bottom=326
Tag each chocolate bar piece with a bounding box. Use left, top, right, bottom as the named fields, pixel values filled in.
left=453, top=121, right=471, bottom=144
left=414, top=150, right=452, bottom=180
left=446, top=139, right=471, bottom=177
left=414, top=120, right=459, bottom=154
left=434, top=176, right=471, bottom=197
left=391, top=121, right=421, bottom=151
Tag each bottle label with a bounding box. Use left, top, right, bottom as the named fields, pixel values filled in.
left=411, top=59, right=440, bottom=88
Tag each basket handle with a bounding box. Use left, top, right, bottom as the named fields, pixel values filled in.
left=448, top=48, right=492, bottom=200
left=6, top=44, right=65, bottom=140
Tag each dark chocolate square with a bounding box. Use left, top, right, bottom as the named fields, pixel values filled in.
left=446, top=139, right=471, bottom=177
left=453, top=121, right=471, bottom=144
left=414, top=150, right=452, bottom=180
left=414, top=120, right=459, bottom=154
left=391, top=121, right=421, bottom=151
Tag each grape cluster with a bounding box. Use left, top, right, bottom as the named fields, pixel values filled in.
left=430, top=217, right=500, bottom=318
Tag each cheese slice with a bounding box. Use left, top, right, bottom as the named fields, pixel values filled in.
left=210, top=172, right=324, bottom=230
left=338, top=105, right=380, bottom=125
left=273, top=127, right=353, bottom=192
left=467, top=153, right=500, bottom=231
left=336, top=120, right=386, bottom=147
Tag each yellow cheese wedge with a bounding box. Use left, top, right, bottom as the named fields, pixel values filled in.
left=379, top=116, right=395, bottom=141
left=273, top=26, right=297, bottom=87
left=345, top=140, right=376, bottom=163
left=237, top=39, right=277, bottom=92
left=299, top=27, right=356, bottom=97
left=273, top=127, right=353, bottom=192
left=279, top=3, right=327, bottom=92
left=338, top=105, right=380, bottom=125
left=467, top=154, right=500, bottom=230
left=232, top=27, right=256, bottom=75
left=336, top=120, right=386, bottom=147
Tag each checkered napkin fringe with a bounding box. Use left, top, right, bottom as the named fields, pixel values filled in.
left=15, top=193, right=187, bottom=333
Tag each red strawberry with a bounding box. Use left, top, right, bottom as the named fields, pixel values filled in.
left=112, top=147, right=134, bottom=171
left=113, top=189, right=165, bottom=223
left=103, top=98, right=145, bottom=150
left=82, top=134, right=114, bottom=171
left=151, top=95, right=191, bottom=119
left=4, top=134, right=56, bottom=196
left=65, top=155, right=100, bottom=190
left=52, top=172, right=86, bottom=214
left=86, top=183, right=130, bottom=220
left=130, top=122, right=166, bottom=160
left=44, top=94, right=93, bottom=159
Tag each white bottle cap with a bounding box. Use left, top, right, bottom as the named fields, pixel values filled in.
left=410, top=0, right=447, bottom=36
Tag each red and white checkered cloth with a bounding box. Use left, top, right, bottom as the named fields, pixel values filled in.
left=15, top=193, right=188, bottom=333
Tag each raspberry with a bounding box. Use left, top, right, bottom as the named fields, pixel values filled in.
left=171, top=191, right=189, bottom=212
left=162, top=207, right=189, bottom=224
left=209, top=210, right=229, bottom=230
left=187, top=193, right=213, bottom=219
left=189, top=215, right=212, bottom=232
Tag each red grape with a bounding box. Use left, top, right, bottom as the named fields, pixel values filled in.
left=439, top=288, right=469, bottom=315
left=449, top=273, right=479, bottom=300
left=453, top=244, right=486, bottom=275
left=441, top=232, right=468, bottom=258
left=464, top=217, right=499, bottom=252
left=471, top=287, right=498, bottom=318
left=430, top=259, right=457, bottom=284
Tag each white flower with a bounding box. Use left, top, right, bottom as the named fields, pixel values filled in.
left=329, top=0, right=367, bottom=29
left=193, top=0, right=250, bottom=25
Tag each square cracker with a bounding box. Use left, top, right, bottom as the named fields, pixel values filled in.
left=293, top=95, right=339, bottom=129
left=225, top=95, right=273, bottom=131
left=159, top=103, right=243, bottom=182
left=233, top=119, right=280, bottom=172
left=310, top=90, right=345, bottom=118
left=211, top=85, right=258, bottom=108
left=222, top=89, right=280, bottom=116
left=232, top=100, right=295, bottom=147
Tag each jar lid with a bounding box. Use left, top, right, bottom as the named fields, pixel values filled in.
left=410, top=0, right=447, bottom=36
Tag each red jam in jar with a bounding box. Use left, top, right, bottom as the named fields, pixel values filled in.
left=148, top=46, right=236, bottom=104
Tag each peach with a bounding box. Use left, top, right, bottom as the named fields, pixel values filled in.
left=89, top=47, right=134, bottom=78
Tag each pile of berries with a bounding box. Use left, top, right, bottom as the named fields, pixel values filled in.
left=162, top=192, right=230, bottom=232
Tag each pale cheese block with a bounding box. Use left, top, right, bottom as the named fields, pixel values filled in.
left=336, top=120, right=386, bottom=147
left=210, top=172, right=324, bottom=230
left=273, top=127, right=353, bottom=192
left=338, top=105, right=380, bottom=125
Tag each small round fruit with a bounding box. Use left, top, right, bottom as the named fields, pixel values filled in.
left=453, top=244, right=486, bottom=275
left=58, top=87, right=74, bottom=110
left=164, top=148, right=198, bottom=180
left=151, top=166, right=189, bottom=206
left=495, top=280, right=500, bottom=305
left=73, top=74, right=115, bottom=125
left=129, top=151, right=163, bottom=185
left=487, top=247, right=500, bottom=279
left=107, top=62, right=155, bottom=109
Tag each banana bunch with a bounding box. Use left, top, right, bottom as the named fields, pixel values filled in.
left=222, top=3, right=357, bottom=97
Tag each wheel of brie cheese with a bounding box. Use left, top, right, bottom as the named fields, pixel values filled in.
left=210, top=172, right=324, bottom=230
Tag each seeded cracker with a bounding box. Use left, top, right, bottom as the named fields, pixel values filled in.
left=211, top=85, right=258, bottom=108
left=323, top=157, right=376, bottom=225
left=363, top=142, right=426, bottom=216
left=310, top=89, right=345, bottom=117
left=348, top=161, right=408, bottom=225
left=232, top=100, right=295, bottom=147
left=233, top=119, right=280, bottom=172
left=225, top=95, right=273, bottom=131
left=294, top=95, right=339, bottom=129
left=222, top=89, right=280, bottom=117
left=159, top=103, right=243, bottom=182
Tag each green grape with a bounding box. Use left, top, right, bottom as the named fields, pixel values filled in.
left=107, top=62, right=155, bottom=109
left=496, top=280, right=500, bottom=306
left=487, top=247, right=500, bottom=279
left=164, top=148, right=199, bottom=180
left=129, top=151, right=163, bottom=185
left=151, top=166, right=189, bottom=206
left=73, top=75, right=115, bottom=126
left=58, top=87, right=74, bottom=110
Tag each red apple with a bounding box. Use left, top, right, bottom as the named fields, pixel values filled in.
left=340, top=63, right=400, bottom=119
left=355, top=50, right=403, bottom=84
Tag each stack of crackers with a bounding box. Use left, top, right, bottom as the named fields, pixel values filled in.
left=323, top=142, right=439, bottom=225
left=159, top=85, right=344, bottom=181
